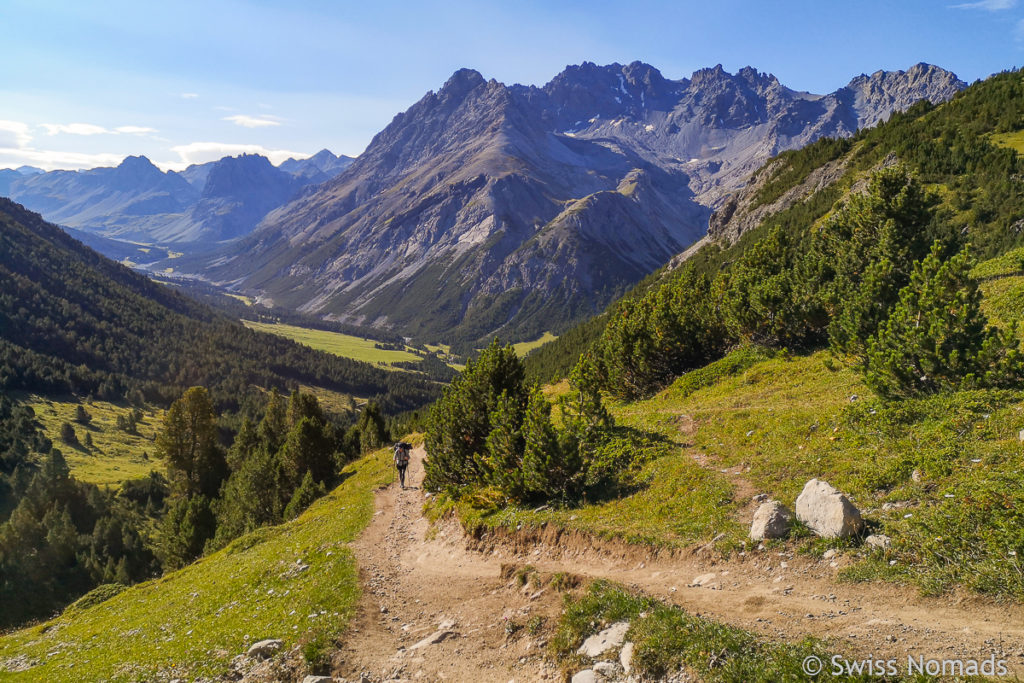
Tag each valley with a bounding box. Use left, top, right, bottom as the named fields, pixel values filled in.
left=2, top=9, right=1023, bottom=680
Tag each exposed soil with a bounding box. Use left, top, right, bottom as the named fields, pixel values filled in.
left=333, top=448, right=1024, bottom=681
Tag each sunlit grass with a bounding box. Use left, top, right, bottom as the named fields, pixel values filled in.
left=0, top=449, right=393, bottom=681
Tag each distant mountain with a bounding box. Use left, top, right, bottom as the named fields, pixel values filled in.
left=2, top=151, right=353, bottom=247
left=194, top=61, right=964, bottom=346
left=278, top=149, right=355, bottom=184
left=15, top=165, right=43, bottom=176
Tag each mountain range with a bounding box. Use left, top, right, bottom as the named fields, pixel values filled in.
left=189, top=61, right=964, bottom=345
left=1, top=150, right=353, bottom=245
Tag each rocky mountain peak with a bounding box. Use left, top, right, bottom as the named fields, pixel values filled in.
left=439, top=68, right=487, bottom=98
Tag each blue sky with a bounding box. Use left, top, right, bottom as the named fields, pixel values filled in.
left=1, top=0, right=1020, bottom=171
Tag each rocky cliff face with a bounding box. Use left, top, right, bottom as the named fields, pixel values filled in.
left=198, top=61, right=963, bottom=345
left=3, top=151, right=352, bottom=245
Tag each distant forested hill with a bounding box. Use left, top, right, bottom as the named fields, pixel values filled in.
left=0, top=198, right=438, bottom=413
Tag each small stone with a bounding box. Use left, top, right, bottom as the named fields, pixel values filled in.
left=746, top=429, right=755, bottom=437
left=410, top=629, right=454, bottom=650
left=572, top=670, right=598, bottom=683
left=753, top=493, right=770, bottom=503
left=822, top=549, right=838, bottom=561
left=577, top=622, right=630, bottom=658
left=865, top=534, right=892, bottom=550
left=911, top=469, right=922, bottom=482
left=1018, top=429, right=1024, bottom=442
left=593, top=661, right=619, bottom=676
left=302, top=677, right=333, bottom=683
left=620, top=642, right=634, bottom=674
left=246, top=638, right=283, bottom=659
left=750, top=500, right=792, bottom=541
left=689, top=573, right=716, bottom=587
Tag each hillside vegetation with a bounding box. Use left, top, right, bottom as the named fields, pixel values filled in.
left=0, top=448, right=391, bottom=681
left=0, top=198, right=440, bottom=414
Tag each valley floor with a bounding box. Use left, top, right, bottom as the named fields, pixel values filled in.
left=333, top=450, right=1024, bottom=680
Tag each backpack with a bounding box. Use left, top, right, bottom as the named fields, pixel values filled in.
left=394, top=442, right=411, bottom=466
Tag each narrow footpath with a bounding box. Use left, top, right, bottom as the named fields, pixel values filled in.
left=333, top=449, right=1024, bottom=681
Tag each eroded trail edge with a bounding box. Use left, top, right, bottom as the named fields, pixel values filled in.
left=335, top=449, right=1024, bottom=680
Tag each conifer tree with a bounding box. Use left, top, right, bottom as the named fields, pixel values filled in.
left=484, top=390, right=526, bottom=499
left=283, top=470, right=326, bottom=520
left=864, top=242, right=1023, bottom=397
left=522, top=387, right=581, bottom=501
left=424, top=340, right=527, bottom=492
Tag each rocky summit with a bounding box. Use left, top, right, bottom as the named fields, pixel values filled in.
left=190, top=61, right=963, bottom=346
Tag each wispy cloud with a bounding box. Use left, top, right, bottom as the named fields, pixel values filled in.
left=40, top=122, right=158, bottom=137
left=115, top=125, right=158, bottom=135
left=41, top=122, right=109, bottom=136
left=951, top=0, right=1016, bottom=9
left=164, top=141, right=306, bottom=170
left=180, top=92, right=199, bottom=99
left=223, top=114, right=282, bottom=128
left=0, top=120, right=32, bottom=149
left=0, top=147, right=127, bottom=171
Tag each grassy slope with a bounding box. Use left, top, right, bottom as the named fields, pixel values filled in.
left=18, top=395, right=165, bottom=487
left=242, top=320, right=422, bottom=368
left=452, top=250, right=1024, bottom=599
left=0, top=449, right=392, bottom=681
left=511, top=331, right=558, bottom=357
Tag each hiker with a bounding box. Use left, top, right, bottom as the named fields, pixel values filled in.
left=394, top=441, right=412, bottom=488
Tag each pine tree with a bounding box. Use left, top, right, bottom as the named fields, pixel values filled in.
left=74, top=405, right=91, bottom=425
left=864, top=242, right=1023, bottom=397
left=522, top=387, right=581, bottom=502
left=282, top=470, right=326, bottom=520
left=155, top=387, right=225, bottom=498
left=424, top=340, right=527, bottom=492
left=484, top=390, right=526, bottom=499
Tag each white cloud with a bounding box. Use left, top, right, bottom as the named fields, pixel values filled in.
left=41, top=122, right=110, bottom=136
left=0, top=120, right=32, bottom=149
left=951, top=0, right=1016, bottom=9
left=162, top=141, right=308, bottom=170
left=223, top=114, right=282, bottom=128
left=115, top=126, right=158, bottom=135
left=181, top=92, right=199, bottom=99
left=0, top=146, right=127, bottom=171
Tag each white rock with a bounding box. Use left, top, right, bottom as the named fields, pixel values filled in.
left=572, top=670, right=598, bottom=683
left=865, top=534, right=892, bottom=550
left=750, top=500, right=792, bottom=540
left=302, top=677, right=333, bottom=683
left=689, top=572, right=716, bottom=587
left=410, top=629, right=454, bottom=650
left=822, top=549, right=838, bottom=561
left=593, top=661, right=620, bottom=677
left=620, top=641, right=635, bottom=674
left=246, top=638, right=283, bottom=659
left=577, top=622, right=630, bottom=658
left=795, top=479, right=863, bottom=538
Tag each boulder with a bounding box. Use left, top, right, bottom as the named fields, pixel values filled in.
left=572, top=670, right=598, bottom=683
left=301, top=677, right=333, bottom=683
left=750, top=500, right=792, bottom=540
left=246, top=639, right=283, bottom=659
left=577, top=621, right=630, bottom=658
left=865, top=534, right=892, bottom=550
left=795, top=479, right=863, bottom=538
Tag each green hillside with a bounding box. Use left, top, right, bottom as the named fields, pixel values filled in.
left=0, top=448, right=391, bottom=681
left=0, top=198, right=440, bottom=415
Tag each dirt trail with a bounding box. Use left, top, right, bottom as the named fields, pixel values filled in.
left=335, top=449, right=1024, bottom=681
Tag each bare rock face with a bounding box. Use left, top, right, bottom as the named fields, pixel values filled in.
left=795, top=479, right=864, bottom=538
left=191, top=61, right=963, bottom=346
left=750, top=500, right=793, bottom=540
